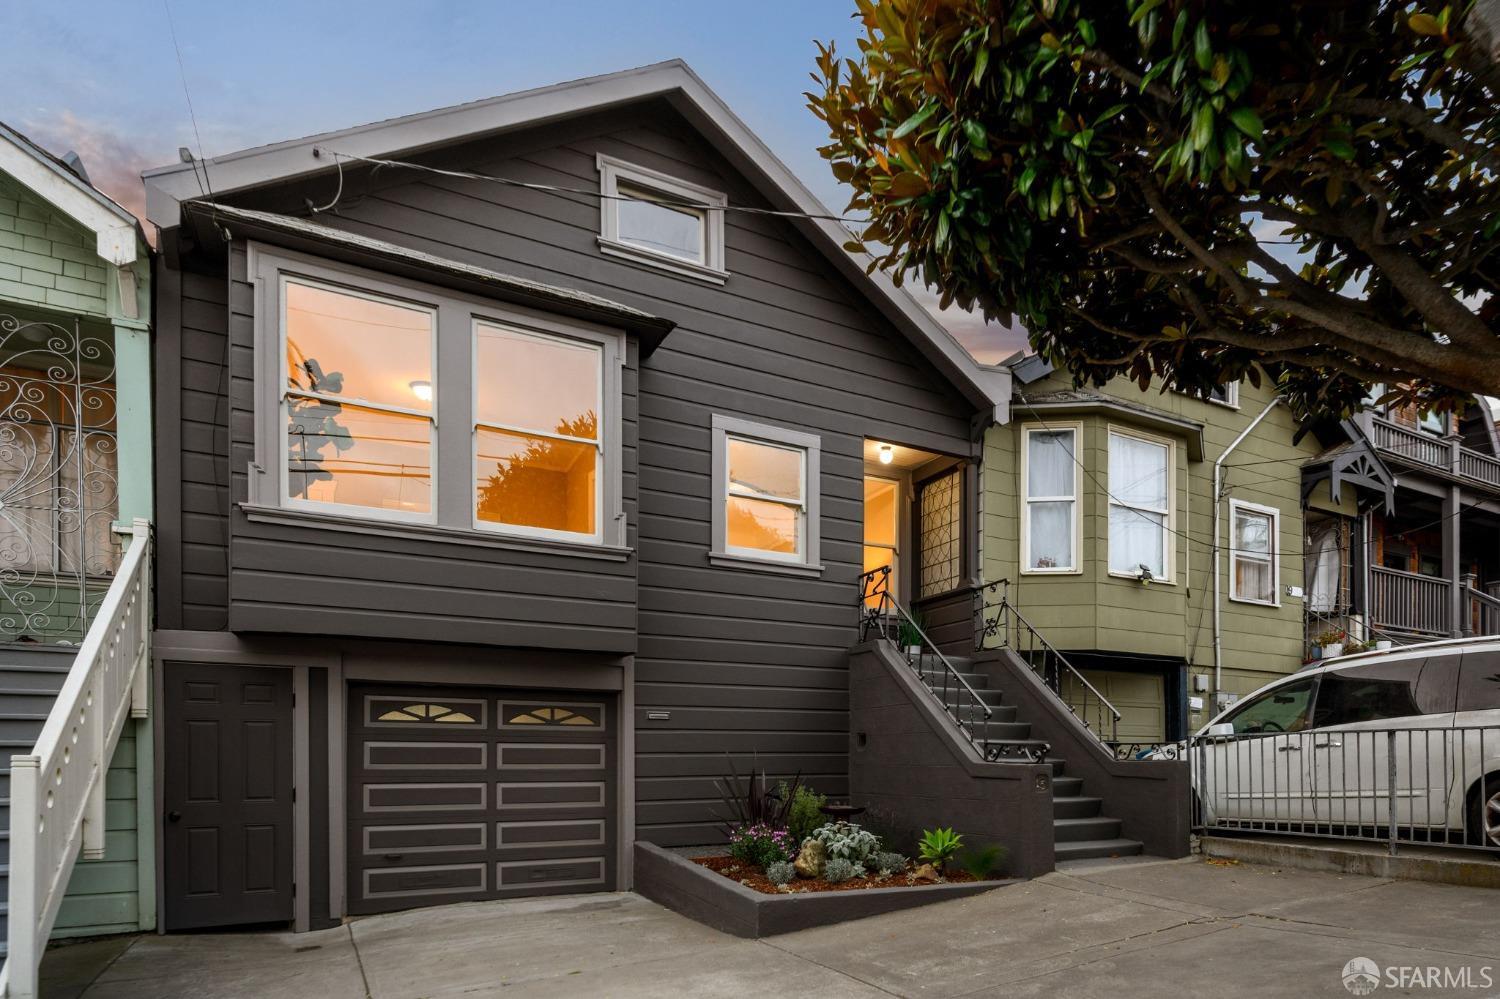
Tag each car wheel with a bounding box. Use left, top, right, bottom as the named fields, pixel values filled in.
left=1471, top=773, right=1500, bottom=849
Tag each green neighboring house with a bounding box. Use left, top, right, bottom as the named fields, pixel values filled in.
left=979, top=353, right=1345, bottom=743
left=0, top=122, right=154, bottom=958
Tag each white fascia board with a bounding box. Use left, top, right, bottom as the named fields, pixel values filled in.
left=141, top=60, right=1002, bottom=411
left=0, top=128, right=140, bottom=265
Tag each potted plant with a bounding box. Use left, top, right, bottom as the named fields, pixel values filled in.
left=897, top=609, right=926, bottom=659
left=1313, top=628, right=1346, bottom=659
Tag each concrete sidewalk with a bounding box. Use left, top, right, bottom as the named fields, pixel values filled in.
left=42, top=856, right=1500, bottom=998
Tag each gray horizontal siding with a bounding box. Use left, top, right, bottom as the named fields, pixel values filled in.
left=161, top=101, right=978, bottom=844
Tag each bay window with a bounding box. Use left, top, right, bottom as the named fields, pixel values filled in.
left=254, top=247, right=625, bottom=550
left=1107, top=428, right=1172, bottom=580
left=1230, top=499, right=1280, bottom=605
left=1022, top=426, right=1078, bottom=572
left=710, top=414, right=822, bottom=574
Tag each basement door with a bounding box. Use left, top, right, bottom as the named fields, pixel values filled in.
left=347, top=684, right=616, bottom=915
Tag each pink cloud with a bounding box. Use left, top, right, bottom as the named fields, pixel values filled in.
left=19, top=111, right=158, bottom=228
left=906, top=283, right=1031, bottom=365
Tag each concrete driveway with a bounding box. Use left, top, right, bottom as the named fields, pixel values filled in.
left=43, top=856, right=1500, bottom=998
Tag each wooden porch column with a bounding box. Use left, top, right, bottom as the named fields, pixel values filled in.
left=1442, top=484, right=1464, bottom=637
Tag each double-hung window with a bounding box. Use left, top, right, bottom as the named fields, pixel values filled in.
left=710, top=415, right=821, bottom=574
left=1230, top=499, right=1279, bottom=605
left=473, top=322, right=602, bottom=541
left=282, top=277, right=436, bottom=521
left=256, top=247, right=624, bottom=550
left=1107, top=428, right=1172, bottom=580
left=1022, top=426, right=1078, bottom=572
left=597, top=154, right=727, bottom=283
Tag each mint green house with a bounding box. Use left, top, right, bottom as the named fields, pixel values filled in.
left=979, top=354, right=1336, bottom=743
left=0, top=122, right=154, bottom=994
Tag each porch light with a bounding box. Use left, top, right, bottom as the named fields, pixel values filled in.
left=878, top=443, right=894, bottom=465
left=409, top=379, right=433, bottom=403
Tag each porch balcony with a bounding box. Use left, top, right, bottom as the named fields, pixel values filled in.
left=1368, top=565, right=1500, bottom=640
left=1366, top=415, right=1500, bottom=493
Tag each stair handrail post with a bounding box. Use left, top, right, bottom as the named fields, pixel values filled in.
left=6, top=755, right=41, bottom=999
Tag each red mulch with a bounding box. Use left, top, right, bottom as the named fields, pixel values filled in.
left=694, top=855, right=982, bottom=895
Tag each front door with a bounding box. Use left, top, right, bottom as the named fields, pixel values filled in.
left=863, top=475, right=900, bottom=607
left=163, top=663, right=295, bottom=930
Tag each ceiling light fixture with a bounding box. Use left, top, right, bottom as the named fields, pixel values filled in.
left=409, top=379, right=433, bottom=403
left=878, top=444, right=894, bottom=465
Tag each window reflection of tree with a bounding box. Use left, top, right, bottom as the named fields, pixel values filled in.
left=477, top=410, right=597, bottom=531
left=287, top=356, right=355, bottom=498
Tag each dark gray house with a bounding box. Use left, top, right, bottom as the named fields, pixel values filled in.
left=140, top=61, right=1043, bottom=930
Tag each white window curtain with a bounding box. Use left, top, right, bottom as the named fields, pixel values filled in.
left=1306, top=521, right=1342, bottom=613
left=1025, top=429, right=1075, bottom=570
left=1232, top=504, right=1277, bottom=603
left=1108, top=432, right=1168, bottom=577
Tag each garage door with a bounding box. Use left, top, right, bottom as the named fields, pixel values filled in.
left=1069, top=669, right=1166, bottom=743
left=347, top=684, right=616, bottom=915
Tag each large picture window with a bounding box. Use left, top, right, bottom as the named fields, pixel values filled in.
left=255, top=247, right=625, bottom=550
left=1107, top=429, right=1172, bottom=579
left=1022, top=426, right=1077, bottom=572
left=710, top=415, right=822, bottom=575
left=1230, top=499, right=1280, bottom=605
left=283, top=278, right=436, bottom=521
left=473, top=323, right=603, bottom=541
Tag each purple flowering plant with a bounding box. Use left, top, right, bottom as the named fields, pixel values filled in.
left=728, top=822, right=795, bottom=870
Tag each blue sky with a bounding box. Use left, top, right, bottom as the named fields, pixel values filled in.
left=3, top=0, right=1024, bottom=359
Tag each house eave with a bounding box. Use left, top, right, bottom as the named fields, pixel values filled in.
left=143, top=60, right=999, bottom=413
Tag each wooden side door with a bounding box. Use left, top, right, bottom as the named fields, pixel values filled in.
left=163, top=663, right=294, bottom=930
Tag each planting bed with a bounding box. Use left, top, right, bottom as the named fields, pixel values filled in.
left=694, top=854, right=983, bottom=894
left=635, top=843, right=1014, bottom=938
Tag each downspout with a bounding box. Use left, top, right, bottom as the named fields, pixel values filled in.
left=1213, top=395, right=1284, bottom=701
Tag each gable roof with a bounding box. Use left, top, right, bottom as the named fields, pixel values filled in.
left=1, top=121, right=145, bottom=266
left=141, top=60, right=1008, bottom=415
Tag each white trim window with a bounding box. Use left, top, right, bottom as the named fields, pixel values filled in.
left=1107, top=428, right=1172, bottom=581
left=253, top=246, right=627, bottom=551
left=1229, top=499, right=1280, bottom=605
left=710, top=415, right=822, bottom=575
left=281, top=275, right=438, bottom=524
left=1207, top=382, right=1239, bottom=408
left=472, top=321, right=605, bottom=543
left=596, top=154, right=727, bottom=284
left=1022, top=425, right=1078, bottom=573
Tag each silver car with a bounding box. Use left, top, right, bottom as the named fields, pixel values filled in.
left=1183, top=637, right=1500, bottom=848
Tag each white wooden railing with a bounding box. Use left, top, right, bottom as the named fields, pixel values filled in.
left=1370, top=565, right=1451, bottom=637
left=1469, top=586, right=1500, bottom=637
left=1, top=519, right=151, bottom=999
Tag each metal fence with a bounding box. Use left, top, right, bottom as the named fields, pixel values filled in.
left=1189, top=724, right=1499, bottom=856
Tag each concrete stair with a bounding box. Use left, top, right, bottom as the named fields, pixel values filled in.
left=912, top=649, right=1145, bottom=864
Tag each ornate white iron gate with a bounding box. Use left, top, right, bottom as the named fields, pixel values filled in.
left=0, top=313, right=118, bottom=644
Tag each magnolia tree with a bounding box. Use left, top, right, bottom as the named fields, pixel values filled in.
left=809, top=0, right=1499, bottom=419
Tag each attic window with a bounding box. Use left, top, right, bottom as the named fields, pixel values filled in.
left=597, top=154, right=727, bottom=284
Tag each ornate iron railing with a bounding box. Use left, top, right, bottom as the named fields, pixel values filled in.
left=974, top=579, right=1121, bottom=745
left=857, top=567, right=1044, bottom=763
left=0, top=313, right=119, bottom=645
left=3, top=518, right=150, bottom=999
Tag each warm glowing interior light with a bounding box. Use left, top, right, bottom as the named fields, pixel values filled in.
left=878, top=444, right=894, bottom=465
left=409, top=380, right=433, bottom=403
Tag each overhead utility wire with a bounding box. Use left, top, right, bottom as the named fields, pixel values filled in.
left=1016, top=394, right=1487, bottom=559
left=308, top=148, right=871, bottom=224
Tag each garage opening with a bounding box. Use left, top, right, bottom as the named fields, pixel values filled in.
left=347, top=684, right=617, bottom=915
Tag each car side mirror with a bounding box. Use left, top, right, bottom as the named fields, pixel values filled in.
left=1204, top=722, right=1234, bottom=739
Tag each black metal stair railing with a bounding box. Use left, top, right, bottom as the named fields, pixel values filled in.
left=973, top=579, right=1122, bottom=745
left=859, top=567, right=1043, bottom=763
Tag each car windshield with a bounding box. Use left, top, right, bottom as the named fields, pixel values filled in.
left=1221, top=678, right=1315, bottom=735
